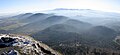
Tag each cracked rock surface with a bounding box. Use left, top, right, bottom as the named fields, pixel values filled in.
left=0, top=34, right=62, bottom=55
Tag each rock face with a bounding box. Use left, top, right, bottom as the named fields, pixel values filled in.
left=0, top=34, right=62, bottom=55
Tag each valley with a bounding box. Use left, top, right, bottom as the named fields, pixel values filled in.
left=0, top=9, right=120, bottom=55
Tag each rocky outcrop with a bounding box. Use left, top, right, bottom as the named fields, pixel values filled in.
left=0, top=34, right=62, bottom=55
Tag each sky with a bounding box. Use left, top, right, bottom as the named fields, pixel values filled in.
left=0, top=0, right=120, bottom=13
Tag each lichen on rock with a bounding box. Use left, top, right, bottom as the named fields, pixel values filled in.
left=0, top=34, right=62, bottom=55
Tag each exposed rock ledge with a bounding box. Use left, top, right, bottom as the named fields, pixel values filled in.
left=0, top=34, right=62, bottom=55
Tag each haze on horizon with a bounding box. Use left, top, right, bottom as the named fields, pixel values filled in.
left=0, top=0, right=120, bottom=14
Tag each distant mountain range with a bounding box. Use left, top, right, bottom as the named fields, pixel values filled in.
left=42, top=8, right=120, bottom=17
left=42, top=8, right=120, bottom=25
left=0, top=8, right=120, bottom=55
left=9, top=13, right=92, bottom=34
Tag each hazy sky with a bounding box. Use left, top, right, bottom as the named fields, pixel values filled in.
left=0, top=0, right=120, bottom=13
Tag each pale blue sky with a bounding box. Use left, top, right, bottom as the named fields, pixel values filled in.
left=0, top=0, right=120, bottom=13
